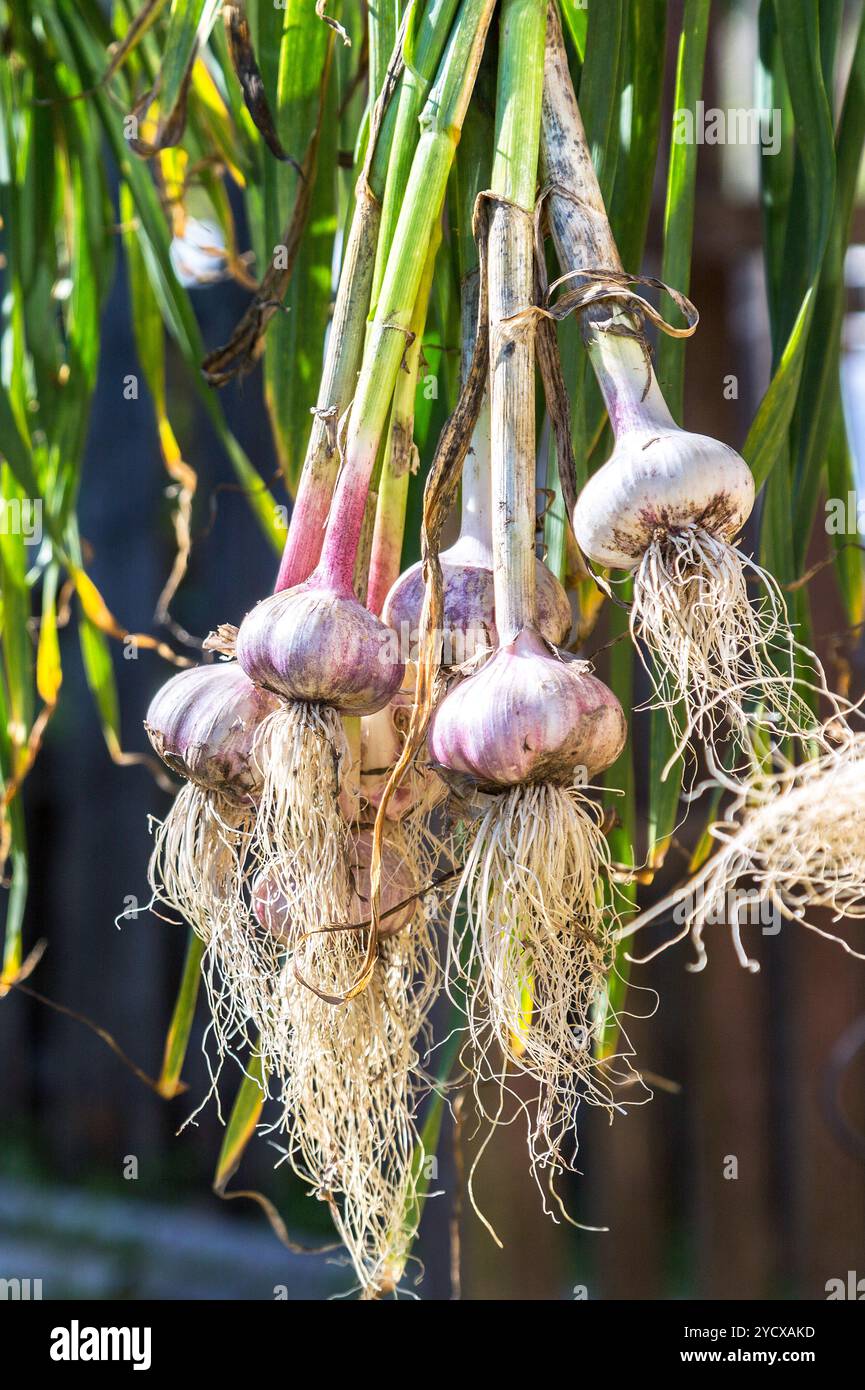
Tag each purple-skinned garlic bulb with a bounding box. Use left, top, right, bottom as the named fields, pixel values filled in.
left=429, top=626, right=624, bottom=791
left=144, top=662, right=278, bottom=932
left=145, top=662, right=278, bottom=800
left=236, top=581, right=403, bottom=716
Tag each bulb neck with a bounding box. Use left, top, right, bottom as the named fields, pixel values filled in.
left=314, top=424, right=380, bottom=597
left=274, top=466, right=330, bottom=594
left=585, top=318, right=676, bottom=438
left=539, top=4, right=677, bottom=445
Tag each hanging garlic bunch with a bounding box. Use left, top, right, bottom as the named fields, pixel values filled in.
left=235, top=2, right=495, bottom=1006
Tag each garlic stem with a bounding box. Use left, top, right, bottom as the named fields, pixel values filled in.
left=366, top=222, right=441, bottom=616
left=273, top=4, right=446, bottom=594
left=540, top=2, right=674, bottom=437
left=369, top=0, right=463, bottom=319
left=451, top=102, right=495, bottom=561
left=454, top=394, right=494, bottom=556
left=448, top=259, right=494, bottom=561
left=489, top=0, right=547, bottom=643
left=274, top=189, right=382, bottom=591
left=314, top=0, right=497, bottom=597
left=368, top=0, right=399, bottom=106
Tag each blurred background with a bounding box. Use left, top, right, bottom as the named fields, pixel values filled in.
left=1, top=0, right=865, bottom=1300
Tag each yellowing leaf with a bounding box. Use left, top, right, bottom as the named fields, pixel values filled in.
left=71, top=566, right=186, bottom=666
left=36, top=580, right=62, bottom=706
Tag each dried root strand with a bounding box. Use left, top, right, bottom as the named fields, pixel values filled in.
left=632, top=526, right=842, bottom=777
left=250, top=806, right=445, bottom=1295
left=447, top=782, right=639, bottom=1192
left=617, top=733, right=865, bottom=972
left=148, top=783, right=285, bottom=1066
left=251, top=700, right=362, bottom=997
left=270, top=899, right=441, bottom=1297
left=148, top=783, right=249, bottom=934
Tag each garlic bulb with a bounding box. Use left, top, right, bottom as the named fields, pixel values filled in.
left=145, top=661, right=278, bottom=799
left=428, top=626, right=625, bottom=790
left=572, top=390, right=755, bottom=572
left=236, top=582, right=404, bottom=717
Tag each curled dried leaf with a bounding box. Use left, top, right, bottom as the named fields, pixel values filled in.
left=203, top=623, right=239, bottom=658
left=128, top=56, right=196, bottom=157
left=316, top=0, right=351, bottom=46
left=223, top=2, right=303, bottom=169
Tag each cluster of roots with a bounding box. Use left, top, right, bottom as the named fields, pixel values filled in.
left=148, top=783, right=278, bottom=1070
left=617, top=731, right=865, bottom=972
left=271, top=911, right=440, bottom=1294
left=446, top=782, right=646, bottom=1202
left=632, top=526, right=840, bottom=779
left=252, top=702, right=355, bottom=986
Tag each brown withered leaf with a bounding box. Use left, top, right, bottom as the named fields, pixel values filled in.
left=199, top=196, right=310, bottom=385
left=201, top=36, right=335, bottom=385
left=315, top=0, right=351, bottom=46
left=104, top=0, right=170, bottom=87
left=32, top=0, right=170, bottom=109
left=223, top=2, right=303, bottom=170
left=128, top=53, right=196, bottom=157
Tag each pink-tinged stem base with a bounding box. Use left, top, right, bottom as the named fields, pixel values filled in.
left=274, top=467, right=334, bottom=594
left=313, top=428, right=381, bottom=596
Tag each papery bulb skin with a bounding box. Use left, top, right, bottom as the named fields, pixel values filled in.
left=383, top=540, right=572, bottom=665
left=360, top=684, right=446, bottom=819
left=236, top=582, right=404, bottom=716
left=428, top=627, right=626, bottom=791
left=573, top=425, right=755, bottom=571
left=252, top=830, right=414, bottom=941
left=144, top=662, right=278, bottom=799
